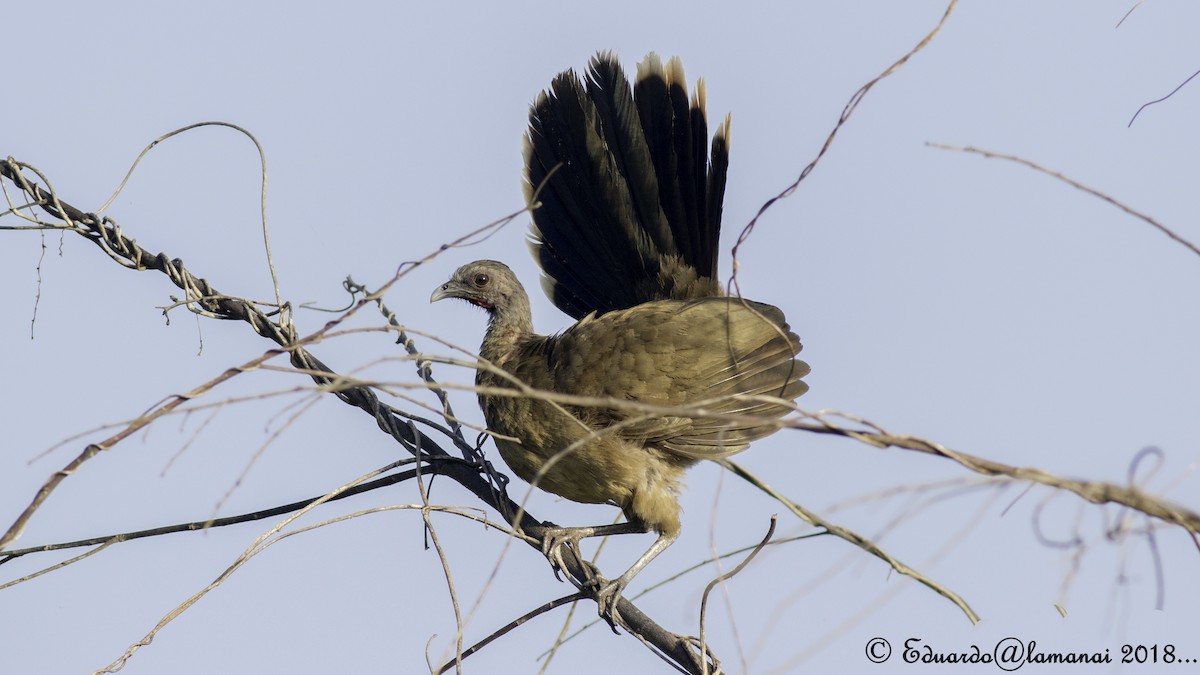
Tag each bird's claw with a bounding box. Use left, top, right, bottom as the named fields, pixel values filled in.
left=540, top=526, right=596, bottom=585
left=538, top=526, right=629, bottom=631
left=594, top=578, right=630, bottom=633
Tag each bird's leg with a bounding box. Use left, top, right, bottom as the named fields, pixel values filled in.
left=541, top=522, right=679, bottom=629
left=540, top=521, right=647, bottom=584
left=595, top=531, right=677, bottom=630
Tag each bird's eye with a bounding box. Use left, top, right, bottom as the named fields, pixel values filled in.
left=473, top=273, right=490, bottom=287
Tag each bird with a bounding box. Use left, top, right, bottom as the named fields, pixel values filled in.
left=431, top=52, right=810, bottom=625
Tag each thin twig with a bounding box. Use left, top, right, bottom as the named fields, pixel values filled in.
left=1128, top=67, right=1200, bottom=127
left=720, top=459, right=981, bottom=624
left=435, top=593, right=588, bottom=675
left=728, top=0, right=959, bottom=294
left=699, top=516, right=776, bottom=675
left=0, top=348, right=276, bottom=551
left=791, top=417, right=1200, bottom=536
left=0, top=459, right=430, bottom=563
left=95, top=462, right=418, bottom=673
left=926, top=143, right=1200, bottom=258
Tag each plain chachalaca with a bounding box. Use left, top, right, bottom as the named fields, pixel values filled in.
left=431, top=52, right=810, bottom=623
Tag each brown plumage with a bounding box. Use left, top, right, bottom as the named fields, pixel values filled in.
left=432, top=52, right=809, bottom=624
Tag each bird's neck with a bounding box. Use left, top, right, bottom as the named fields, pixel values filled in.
left=481, top=293, right=535, bottom=365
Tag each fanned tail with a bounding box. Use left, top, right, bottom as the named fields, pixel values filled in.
left=525, top=52, right=729, bottom=319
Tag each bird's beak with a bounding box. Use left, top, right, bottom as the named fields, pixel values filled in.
left=432, top=278, right=468, bottom=302
left=430, top=281, right=461, bottom=303
left=431, top=279, right=494, bottom=310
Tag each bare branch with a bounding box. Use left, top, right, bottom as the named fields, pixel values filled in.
left=0, top=155, right=717, bottom=673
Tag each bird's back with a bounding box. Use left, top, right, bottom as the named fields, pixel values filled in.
left=547, top=296, right=809, bottom=459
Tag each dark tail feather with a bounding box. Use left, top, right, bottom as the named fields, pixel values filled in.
left=585, top=53, right=675, bottom=258
left=525, top=52, right=729, bottom=319
left=526, top=69, right=655, bottom=317
left=706, top=113, right=730, bottom=280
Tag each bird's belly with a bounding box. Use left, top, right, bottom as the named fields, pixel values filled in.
left=482, top=395, right=690, bottom=535
left=493, top=432, right=633, bottom=506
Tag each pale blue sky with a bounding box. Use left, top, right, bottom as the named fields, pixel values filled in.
left=3, top=2, right=1198, bottom=673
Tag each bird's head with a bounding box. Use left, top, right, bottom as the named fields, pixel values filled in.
left=431, top=260, right=532, bottom=330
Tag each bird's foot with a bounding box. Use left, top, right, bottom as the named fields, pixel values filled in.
left=539, top=527, right=625, bottom=630
left=593, top=577, right=631, bottom=633
left=540, top=525, right=599, bottom=585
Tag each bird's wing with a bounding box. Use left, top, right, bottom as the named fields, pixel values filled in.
left=549, top=297, right=809, bottom=459
left=525, top=52, right=728, bottom=319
